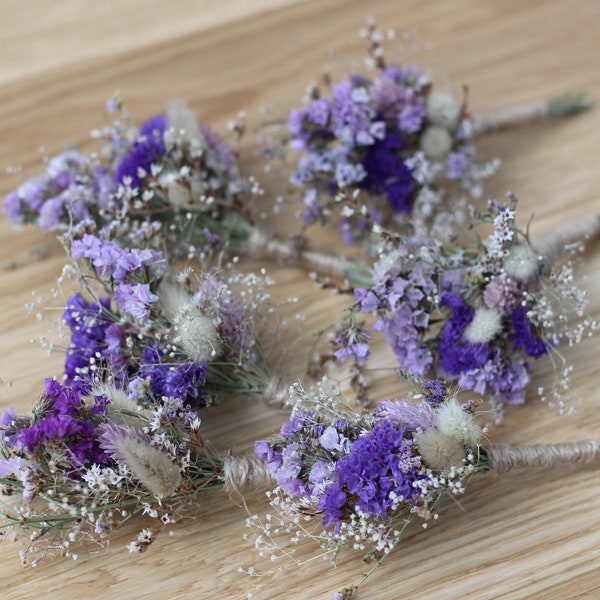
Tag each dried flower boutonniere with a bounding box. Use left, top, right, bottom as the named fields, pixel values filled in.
left=0, top=378, right=272, bottom=565
left=277, top=20, right=592, bottom=248
left=250, top=378, right=600, bottom=598
left=331, top=195, right=598, bottom=416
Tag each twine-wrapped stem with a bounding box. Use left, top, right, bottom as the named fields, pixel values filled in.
left=247, top=228, right=369, bottom=285
left=535, top=213, right=600, bottom=261
left=471, top=92, right=592, bottom=137
left=262, top=375, right=291, bottom=407
left=223, top=440, right=600, bottom=493
left=222, top=455, right=273, bottom=493
left=485, top=440, right=600, bottom=475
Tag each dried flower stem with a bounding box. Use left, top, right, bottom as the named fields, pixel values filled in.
left=536, top=213, right=600, bottom=260
left=247, top=228, right=370, bottom=285
left=471, top=92, right=592, bottom=136
left=485, top=440, right=600, bottom=474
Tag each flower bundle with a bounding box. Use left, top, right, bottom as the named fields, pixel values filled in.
left=284, top=21, right=590, bottom=247
left=3, top=96, right=252, bottom=261
left=333, top=196, right=598, bottom=413
left=250, top=379, right=600, bottom=598
left=0, top=378, right=271, bottom=565
left=2, top=96, right=371, bottom=282
left=59, top=227, right=282, bottom=407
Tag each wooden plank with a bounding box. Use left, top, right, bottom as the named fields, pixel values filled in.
left=0, top=1, right=599, bottom=598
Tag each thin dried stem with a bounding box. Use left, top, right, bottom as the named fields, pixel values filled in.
left=472, top=92, right=592, bottom=137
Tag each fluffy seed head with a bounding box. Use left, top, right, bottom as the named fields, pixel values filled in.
left=436, top=397, right=481, bottom=446
left=420, top=126, right=453, bottom=159
left=99, top=424, right=183, bottom=497
left=159, top=283, right=221, bottom=362
left=92, top=384, right=151, bottom=427
left=503, top=244, right=538, bottom=281
left=463, top=306, right=503, bottom=344
left=414, top=429, right=466, bottom=470
left=426, top=91, right=461, bottom=130
left=165, top=100, right=202, bottom=146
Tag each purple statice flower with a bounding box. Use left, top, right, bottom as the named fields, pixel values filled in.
left=254, top=408, right=364, bottom=508
left=422, top=379, right=448, bottom=404
left=162, top=362, right=209, bottom=407
left=2, top=188, right=24, bottom=223
left=458, top=352, right=530, bottom=405
left=370, top=73, right=413, bottom=121
left=288, top=97, right=333, bottom=152
left=71, top=234, right=165, bottom=283
left=330, top=80, right=382, bottom=146
left=280, top=409, right=316, bottom=438
left=3, top=149, right=91, bottom=229
left=130, top=343, right=210, bottom=408
left=380, top=305, right=433, bottom=375
left=350, top=245, right=438, bottom=376
left=398, top=101, right=426, bottom=134
left=277, top=442, right=309, bottom=497
left=334, top=327, right=371, bottom=366
left=63, top=293, right=125, bottom=391
left=438, top=293, right=492, bottom=376
left=254, top=440, right=283, bottom=477
left=510, top=305, right=548, bottom=358
left=0, top=456, right=27, bottom=478
left=13, top=379, right=111, bottom=469
left=361, top=130, right=415, bottom=213
left=483, top=274, right=522, bottom=311
left=446, top=150, right=472, bottom=180
left=318, top=419, right=423, bottom=530
left=113, top=283, right=158, bottom=322
left=115, top=115, right=167, bottom=188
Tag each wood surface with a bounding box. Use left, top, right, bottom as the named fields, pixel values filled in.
left=0, top=1, right=599, bottom=599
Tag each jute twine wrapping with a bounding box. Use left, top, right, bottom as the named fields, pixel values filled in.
left=247, top=228, right=352, bottom=280
left=486, top=440, right=600, bottom=475
left=223, top=455, right=273, bottom=493
left=471, top=100, right=547, bottom=137
left=535, top=214, right=600, bottom=261
left=262, top=375, right=290, bottom=407
left=222, top=441, right=600, bottom=494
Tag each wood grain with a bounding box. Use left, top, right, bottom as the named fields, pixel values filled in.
left=0, top=1, right=599, bottom=599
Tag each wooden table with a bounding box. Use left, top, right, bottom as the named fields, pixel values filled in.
left=0, top=1, right=599, bottom=598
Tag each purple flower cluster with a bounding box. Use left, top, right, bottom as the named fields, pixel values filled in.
left=334, top=200, right=561, bottom=406
left=71, top=233, right=165, bottom=283
left=71, top=233, right=165, bottom=322
left=255, top=400, right=429, bottom=533
left=318, top=419, right=421, bottom=530
left=3, top=97, right=248, bottom=261
left=287, top=63, right=474, bottom=243
left=115, top=115, right=167, bottom=188
left=63, top=295, right=211, bottom=408
left=63, top=293, right=126, bottom=391
left=1, top=379, right=111, bottom=470
left=352, top=239, right=438, bottom=375
left=2, top=150, right=100, bottom=230
left=128, top=343, right=210, bottom=408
